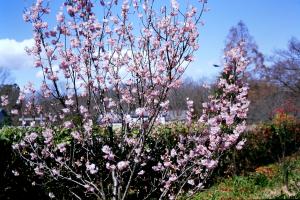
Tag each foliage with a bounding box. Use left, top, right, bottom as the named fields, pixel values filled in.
left=0, top=109, right=12, bottom=128
left=1, top=119, right=299, bottom=199
left=0, top=126, right=50, bottom=200
left=213, top=112, right=300, bottom=179
left=190, top=152, right=300, bottom=200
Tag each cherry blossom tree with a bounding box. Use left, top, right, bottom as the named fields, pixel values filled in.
left=10, top=0, right=250, bottom=199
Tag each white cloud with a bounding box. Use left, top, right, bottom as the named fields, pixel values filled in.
left=0, top=38, right=34, bottom=70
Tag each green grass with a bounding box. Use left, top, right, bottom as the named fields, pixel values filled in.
left=189, top=152, right=300, bottom=200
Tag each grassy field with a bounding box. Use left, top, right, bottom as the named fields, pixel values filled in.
left=189, top=152, right=300, bottom=200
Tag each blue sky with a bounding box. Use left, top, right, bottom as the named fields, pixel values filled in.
left=0, top=0, right=300, bottom=87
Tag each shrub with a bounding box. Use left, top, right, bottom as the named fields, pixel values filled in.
left=3, top=0, right=251, bottom=199
left=0, top=127, right=49, bottom=199
left=214, top=116, right=300, bottom=177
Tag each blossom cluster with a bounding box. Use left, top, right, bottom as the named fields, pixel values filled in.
left=150, top=42, right=250, bottom=198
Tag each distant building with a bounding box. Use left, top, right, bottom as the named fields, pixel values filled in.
left=18, top=114, right=44, bottom=126
left=97, top=110, right=187, bottom=129
left=165, top=110, right=187, bottom=122
left=129, top=110, right=187, bottom=123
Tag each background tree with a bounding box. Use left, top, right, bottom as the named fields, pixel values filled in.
left=224, top=20, right=265, bottom=78
left=247, top=79, right=289, bottom=122
left=168, top=78, right=210, bottom=117
left=0, top=67, right=13, bottom=85
left=265, top=37, right=300, bottom=96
